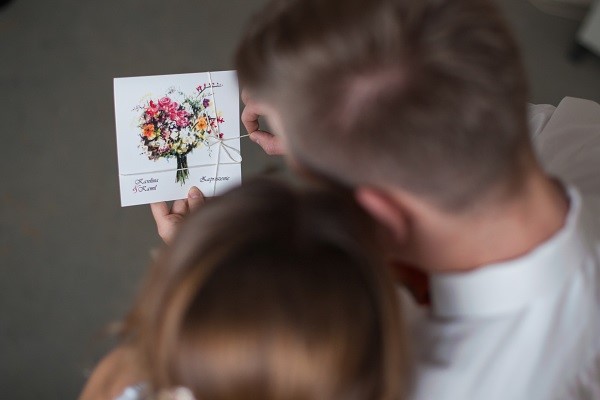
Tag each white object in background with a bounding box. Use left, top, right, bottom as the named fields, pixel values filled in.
left=578, top=0, right=600, bottom=55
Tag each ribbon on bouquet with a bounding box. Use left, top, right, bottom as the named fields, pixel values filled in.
left=121, top=71, right=248, bottom=197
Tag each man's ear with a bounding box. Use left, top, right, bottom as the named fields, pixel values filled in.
left=355, top=187, right=409, bottom=243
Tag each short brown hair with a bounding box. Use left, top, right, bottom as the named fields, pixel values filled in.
left=236, top=0, right=531, bottom=210
left=122, top=180, right=408, bottom=399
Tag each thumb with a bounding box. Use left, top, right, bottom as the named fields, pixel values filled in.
left=187, top=186, right=205, bottom=211
left=250, top=131, right=285, bottom=156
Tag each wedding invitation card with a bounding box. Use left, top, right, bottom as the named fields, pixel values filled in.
left=114, top=71, right=241, bottom=206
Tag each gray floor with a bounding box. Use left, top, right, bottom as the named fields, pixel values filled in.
left=0, top=0, right=598, bottom=398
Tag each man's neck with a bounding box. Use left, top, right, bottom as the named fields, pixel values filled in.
left=413, top=168, right=570, bottom=273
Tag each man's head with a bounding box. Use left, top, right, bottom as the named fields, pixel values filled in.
left=236, top=0, right=533, bottom=212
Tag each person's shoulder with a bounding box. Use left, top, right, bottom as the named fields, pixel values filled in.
left=533, top=97, right=600, bottom=145
left=528, top=102, right=556, bottom=139
left=533, top=97, right=600, bottom=197
left=552, top=97, right=600, bottom=124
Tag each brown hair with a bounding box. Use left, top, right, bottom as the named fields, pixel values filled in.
left=235, top=0, right=532, bottom=210
left=122, top=179, right=408, bottom=399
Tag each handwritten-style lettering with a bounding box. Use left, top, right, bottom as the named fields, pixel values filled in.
left=199, top=176, right=231, bottom=183
left=133, top=177, right=159, bottom=193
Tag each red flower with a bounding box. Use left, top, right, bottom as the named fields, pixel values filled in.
left=158, top=97, right=172, bottom=108
left=146, top=101, right=159, bottom=117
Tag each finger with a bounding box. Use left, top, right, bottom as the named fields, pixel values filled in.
left=171, top=199, right=188, bottom=215
left=187, top=186, right=205, bottom=211
left=241, top=88, right=252, bottom=105
left=241, top=103, right=261, bottom=134
left=150, top=202, right=170, bottom=223
left=250, top=131, right=286, bottom=156
left=151, top=202, right=173, bottom=242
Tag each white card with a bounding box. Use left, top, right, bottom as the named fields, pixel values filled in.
left=114, top=70, right=241, bottom=207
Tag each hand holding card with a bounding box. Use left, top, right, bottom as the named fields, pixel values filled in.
left=150, top=186, right=205, bottom=244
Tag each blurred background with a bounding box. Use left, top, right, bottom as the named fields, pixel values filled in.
left=0, top=0, right=598, bottom=398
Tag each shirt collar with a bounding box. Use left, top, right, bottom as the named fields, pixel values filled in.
left=430, top=186, right=587, bottom=318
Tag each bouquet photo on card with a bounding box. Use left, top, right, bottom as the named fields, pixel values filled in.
left=114, top=71, right=242, bottom=207
left=135, top=84, right=225, bottom=184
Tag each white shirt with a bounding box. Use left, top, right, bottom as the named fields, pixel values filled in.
left=408, top=97, right=600, bottom=400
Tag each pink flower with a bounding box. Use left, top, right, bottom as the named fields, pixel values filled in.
left=158, top=97, right=172, bottom=108
left=146, top=101, right=159, bottom=117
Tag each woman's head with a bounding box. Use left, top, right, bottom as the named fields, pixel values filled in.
left=124, top=179, right=408, bottom=400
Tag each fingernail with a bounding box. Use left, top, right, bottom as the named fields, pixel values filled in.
left=189, top=186, right=202, bottom=198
